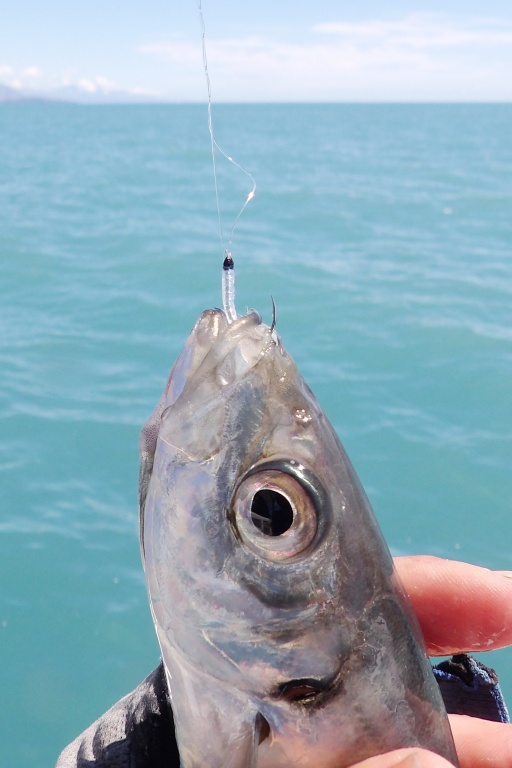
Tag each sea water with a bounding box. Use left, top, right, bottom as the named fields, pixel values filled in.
left=1, top=103, right=511, bottom=766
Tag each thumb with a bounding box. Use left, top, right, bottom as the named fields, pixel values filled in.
left=350, top=749, right=456, bottom=768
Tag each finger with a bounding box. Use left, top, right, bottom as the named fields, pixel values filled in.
left=394, top=556, right=512, bottom=655
left=449, top=714, right=512, bottom=768
left=349, top=748, right=454, bottom=768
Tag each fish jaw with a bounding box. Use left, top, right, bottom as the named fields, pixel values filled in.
left=141, top=309, right=459, bottom=768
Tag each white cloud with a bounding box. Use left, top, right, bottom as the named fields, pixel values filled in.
left=138, top=41, right=201, bottom=65
left=77, top=75, right=118, bottom=94
left=2, top=13, right=511, bottom=103
left=0, top=64, right=43, bottom=90
left=77, top=78, right=97, bottom=93
left=138, top=13, right=512, bottom=101
left=314, top=14, right=512, bottom=48
left=22, top=66, right=42, bottom=78
left=0, top=66, right=155, bottom=102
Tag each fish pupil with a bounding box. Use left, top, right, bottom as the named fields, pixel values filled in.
left=250, top=490, right=293, bottom=536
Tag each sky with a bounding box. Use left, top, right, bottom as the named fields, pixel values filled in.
left=1, top=0, right=512, bottom=101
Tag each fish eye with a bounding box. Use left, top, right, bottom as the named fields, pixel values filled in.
left=231, top=469, right=317, bottom=561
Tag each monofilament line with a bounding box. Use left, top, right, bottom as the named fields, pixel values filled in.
left=198, top=0, right=224, bottom=255
left=197, top=0, right=256, bottom=323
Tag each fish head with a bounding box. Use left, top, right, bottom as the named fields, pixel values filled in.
left=140, top=308, right=458, bottom=768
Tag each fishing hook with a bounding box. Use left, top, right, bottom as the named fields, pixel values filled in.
left=270, top=296, right=277, bottom=334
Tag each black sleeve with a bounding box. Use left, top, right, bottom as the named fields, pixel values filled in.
left=56, top=663, right=180, bottom=768
left=433, top=653, right=510, bottom=724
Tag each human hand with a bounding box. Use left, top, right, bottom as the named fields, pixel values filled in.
left=352, top=557, right=512, bottom=768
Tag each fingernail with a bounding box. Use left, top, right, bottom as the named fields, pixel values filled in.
left=496, top=571, right=512, bottom=580
left=395, top=754, right=424, bottom=768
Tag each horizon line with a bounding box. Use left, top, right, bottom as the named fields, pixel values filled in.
left=2, top=97, right=512, bottom=106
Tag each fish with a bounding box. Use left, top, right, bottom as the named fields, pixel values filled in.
left=139, top=303, right=459, bottom=768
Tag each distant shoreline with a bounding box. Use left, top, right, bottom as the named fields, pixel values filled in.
left=1, top=94, right=512, bottom=106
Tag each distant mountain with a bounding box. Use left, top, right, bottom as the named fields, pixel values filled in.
left=0, top=83, right=33, bottom=102
left=50, top=84, right=159, bottom=104
left=0, top=82, right=161, bottom=104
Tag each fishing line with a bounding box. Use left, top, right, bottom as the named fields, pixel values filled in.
left=197, top=0, right=256, bottom=323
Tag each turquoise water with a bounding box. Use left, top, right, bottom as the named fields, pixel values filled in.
left=1, top=103, right=511, bottom=765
